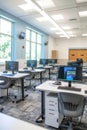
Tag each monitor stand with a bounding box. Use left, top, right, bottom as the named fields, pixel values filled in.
left=68, top=81, right=71, bottom=87
left=31, top=67, right=34, bottom=70
left=12, top=70, right=15, bottom=75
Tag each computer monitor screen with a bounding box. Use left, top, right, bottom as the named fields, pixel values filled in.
left=27, top=60, right=37, bottom=69
left=58, top=66, right=82, bottom=87
left=5, top=61, right=19, bottom=74
left=48, top=59, right=57, bottom=64
left=39, top=59, right=48, bottom=66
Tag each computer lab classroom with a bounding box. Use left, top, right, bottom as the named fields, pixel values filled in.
left=1, top=0, right=87, bottom=130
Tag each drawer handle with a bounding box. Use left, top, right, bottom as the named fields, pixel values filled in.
left=57, top=118, right=58, bottom=122
left=49, top=104, right=55, bottom=106
left=49, top=109, right=55, bottom=111
left=49, top=113, right=54, bottom=115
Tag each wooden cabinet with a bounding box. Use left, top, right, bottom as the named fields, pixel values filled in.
left=51, top=50, right=58, bottom=59
left=69, top=49, right=87, bottom=62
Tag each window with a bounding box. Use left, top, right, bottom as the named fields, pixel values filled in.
left=25, top=28, right=42, bottom=61
left=0, top=17, right=13, bottom=63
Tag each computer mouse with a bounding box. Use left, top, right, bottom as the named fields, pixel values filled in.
left=53, top=81, right=61, bottom=85
left=57, top=81, right=61, bottom=85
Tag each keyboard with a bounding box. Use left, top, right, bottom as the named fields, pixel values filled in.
left=2, top=73, right=14, bottom=76
left=58, top=86, right=81, bottom=92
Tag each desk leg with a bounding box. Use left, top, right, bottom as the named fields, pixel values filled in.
left=21, top=78, right=28, bottom=100
left=40, top=72, right=42, bottom=84
left=21, top=78, right=24, bottom=100
left=36, top=91, right=45, bottom=123
left=49, top=68, right=50, bottom=79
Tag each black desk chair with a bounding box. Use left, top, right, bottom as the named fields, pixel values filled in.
left=58, top=92, right=85, bottom=130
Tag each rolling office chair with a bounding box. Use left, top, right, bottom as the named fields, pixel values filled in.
left=58, top=92, right=85, bottom=130
left=0, top=76, right=13, bottom=111
left=0, top=76, right=12, bottom=97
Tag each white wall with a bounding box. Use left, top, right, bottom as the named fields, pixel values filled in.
left=48, top=36, right=87, bottom=64
left=55, top=36, right=87, bottom=60
left=48, top=36, right=56, bottom=58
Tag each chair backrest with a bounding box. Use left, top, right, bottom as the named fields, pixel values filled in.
left=58, top=92, right=85, bottom=117
left=0, top=76, right=11, bottom=89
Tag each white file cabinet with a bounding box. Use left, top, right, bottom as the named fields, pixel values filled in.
left=0, top=89, right=7, bottom=97
left=45, top=92, right=63, bottom=128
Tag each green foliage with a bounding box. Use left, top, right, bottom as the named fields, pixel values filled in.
left=0, top=35, right=11, bottom=58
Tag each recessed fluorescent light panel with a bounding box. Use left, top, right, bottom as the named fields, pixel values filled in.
left=82, top=34, right=87, bottom=36
left=36, top=0, right=55, bottom=9
left=56, top=32, right=64, bottom=35
left=50, top=28, right=59, bottom=31
left=69, top=35, right=77, bottom=37
left=76, top=0, right=87, bottom=3
left=59, top=35, right=66, bottom=37
left=18, top=4, right=33, bottom=11
left=62, top=26, right=70, bottom=30
left=67, top=31, right=73, bottom=34
left=51, top=14, right=64, bottom=20
left=79, top=11, right=87, bottom=17
left=36, top=17, right=48, bottom=22
left=19, top=0, right=41, bottom=12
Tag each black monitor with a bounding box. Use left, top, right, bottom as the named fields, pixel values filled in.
left=48, top=59, right=57, bottom=64
left=77, top=58, right=83, bottom=65
left=5, top=61, right=19, bottom=74
left=58, top=65, right=82, bottom=87
left=39, top=59, right=48, bottom=66
left=27, top=60, right=37, bottom=69
left=68, top=61, right=80, bottom=66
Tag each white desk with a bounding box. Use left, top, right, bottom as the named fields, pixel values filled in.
left=0, top=113, right=48, bottom=130
left=36, top=80, right=87, bottom=124
left=0, top=72, right=29, bottom=102
left=36, top=80, right=87, bottom=96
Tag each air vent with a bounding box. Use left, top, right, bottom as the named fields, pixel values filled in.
left=69, top=18, right=77, bottom=21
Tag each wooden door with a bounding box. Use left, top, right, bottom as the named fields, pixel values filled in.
left=69, top=49, right=87, bottom=62
left=51, top=50, right=58, bottom=59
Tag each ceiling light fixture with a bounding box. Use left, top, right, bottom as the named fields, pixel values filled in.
left=25, top=0, right=69, bottom=38
left=82, top=34, right=87, bottom=36
left=79, top=11, right=87, bottom=17
left=51, top=14, right=64, bottom=20
left=36, top=17, right=48, bottom=22
left=56, top=32, right=64, bottom=35
left=50, top=28, right=59, bottom=31
left=18, top=4, right=32, bottom=11
left=62, top=26, right=71, bottom=30
left=36, top=0, right=55, bottom=9
left=76, top=0, right=87, bottom=3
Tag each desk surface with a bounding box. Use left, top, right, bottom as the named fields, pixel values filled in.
left=0, top=113, right=48, bottom=130
left=31, top=68, right=46, bottom=73
left=36, top=80, right=87, bottom=96
left=0, top=72, right=29, bottom=79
